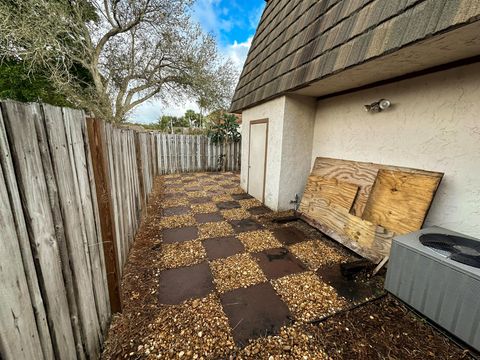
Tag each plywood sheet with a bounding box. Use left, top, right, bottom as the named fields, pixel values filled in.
left=311, top=157, right=378, bottom=216
left=311, top=157, right=444, bottom=217
left=300, top=176, right=358, bottom=212
left=300, top=157, right=443, bottom=262
left=362, top=169, right=443, bottom=234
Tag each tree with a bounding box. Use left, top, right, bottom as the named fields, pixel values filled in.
left=184, top=109, right=201, bottom=128
left=206, top=109, right=225, bottom=126
left=157, top=115, right=188, bottom=132
left=0, top=1, right=96, bottom=106
left=0, top=59, right=70, bottom=106
left=0, top=0, right=237, bottom=122
left=207, top=113, right=240, bottom=171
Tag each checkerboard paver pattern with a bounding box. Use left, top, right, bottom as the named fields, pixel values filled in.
left=157, top=172, right=382, bottom=344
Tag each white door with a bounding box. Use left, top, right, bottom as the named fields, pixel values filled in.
left=248, top=120, right=268, bottom=202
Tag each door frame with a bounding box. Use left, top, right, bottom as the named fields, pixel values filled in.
left=247, top=118, right=269, bottom=203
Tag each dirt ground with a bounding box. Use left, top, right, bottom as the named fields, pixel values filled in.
left=102, top=173, right=472, bottom=359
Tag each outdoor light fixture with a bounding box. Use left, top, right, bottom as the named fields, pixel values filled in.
left=364, top=99, right=391, bottom=112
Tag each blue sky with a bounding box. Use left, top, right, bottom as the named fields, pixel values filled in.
left=129, top=0, right=265, bottom=124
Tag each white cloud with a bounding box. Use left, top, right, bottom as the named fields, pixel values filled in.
left=224, top=36, right=253, bottom=71
left=192, top=0, right=230, bottom=38
left=248, top=4, right=264, bottom=30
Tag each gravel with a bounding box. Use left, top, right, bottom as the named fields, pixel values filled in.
left=164, top=186, right=184, bottom=194
left=103, top=174, right=468, bottom=360
left=238, top=230, right=283, bottom=252
left=238, top=198, right=263, bottom=209
left=239, top=324, right=329, bottom=359
left=190, top=203, right=218, bottom=214
left=272, top=272, right=348, bottom=322
left=288, top=240, right=352, bottom=270
left=186, top=190, right=208, bottom=198
left=161, top=197, right=189, bottom=208
left=198, top=221, right=234, bottom=239
left=221, top=208, right=251, bottom=220
left=140, top=294, right=235, bottom=359
left=212, top=194, right=234, bottom=202
left=203, top=184, right=222, bottom=192
left=224, top=186, right=245, bottom=195
left=160, top=240, right=206, bottom=269
left=159, top=214, right=196, bottom=229
left=209, top=253, right=267, bottom=293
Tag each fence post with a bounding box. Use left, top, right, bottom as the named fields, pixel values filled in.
left=86, top=117, right=122, bottom=313
left=134, top=132, right=147, bottom=209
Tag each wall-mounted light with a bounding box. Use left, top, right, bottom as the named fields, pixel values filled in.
left=364, top=99, right=391, bottom=113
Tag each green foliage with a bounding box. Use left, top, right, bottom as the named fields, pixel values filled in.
left=158, top=115, right=189, bottom=132
left=184, top=109, right=201, bottom=127
left=156, top=109, right=205, bottom=132
left=0, top=0, right=97, bottom=108
left=0, top=60, right=71, bottom=106
left=132, top=123, right=164, bottom=131
left=207, top=113, right=240, bottom=145
left=206, top=109, right=223, bottom=125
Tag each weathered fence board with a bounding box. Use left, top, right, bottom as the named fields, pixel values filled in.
left=68, top=111, right=110, bottom=334
left=0, top=136, right=45, bottom=360
left=1, top=101, right=77, bottom=359
left=81, top=117, right=111, bottom=332
left=86, top=118, right=122, bottom=313
left=62, top=108, right=103, bottom=357
left=35, top=106, right=86, bottom=360
left=0, top=107, right=54, bottom=359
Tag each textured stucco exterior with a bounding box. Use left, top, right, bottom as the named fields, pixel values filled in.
left=312, top=63, right=480, bottom=238
left=277, top=95, right=316, bottom=210
left=241, top=97, right=285, bottom=210
left=241, top=95, right=315, bottom=210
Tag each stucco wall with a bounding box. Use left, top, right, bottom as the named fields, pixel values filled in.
left=277, top=95, right=316, bottom=210
left=241, top=97, right=285, bottom=210
left=312, top=62, right=480, bottom=238
left=241, top=95, right=316, bottom=210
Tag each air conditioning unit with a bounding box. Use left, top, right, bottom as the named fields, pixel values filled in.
left=385, top=226, right=480, bottom=351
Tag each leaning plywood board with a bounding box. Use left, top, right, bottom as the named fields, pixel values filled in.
left=300, top=157, right=443, bottom=262
left=310, top=157, right=442, bottom=217
left=362, top=170, right=443, bottom=234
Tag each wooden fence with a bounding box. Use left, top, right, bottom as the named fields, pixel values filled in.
left=0, top=100, right=241, bottom=360
left=153, top=133, right=241, bottom=173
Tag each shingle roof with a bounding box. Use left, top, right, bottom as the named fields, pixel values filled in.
left=231, top=0, right=480, bottom=112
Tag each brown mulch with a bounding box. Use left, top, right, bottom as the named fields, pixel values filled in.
left=102, top=178, right=166, bottom=359
left=307, top=295, right=471, bottom=359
